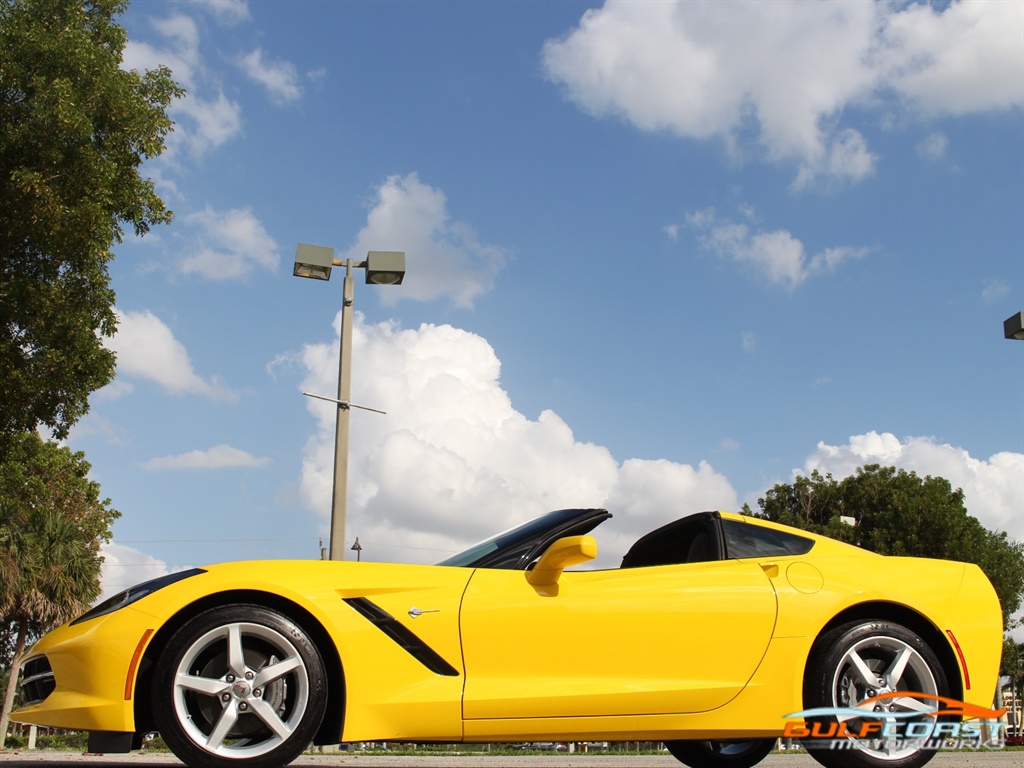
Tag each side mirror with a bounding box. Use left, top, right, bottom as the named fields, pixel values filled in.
left=526, top=535, right=597, bottom=587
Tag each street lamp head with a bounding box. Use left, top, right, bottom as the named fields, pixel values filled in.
left=365, top=251, right=406, bottom=285
left=293, top=243, right=335, bottom=281
left=1004, top=312, right=1024, bottom=341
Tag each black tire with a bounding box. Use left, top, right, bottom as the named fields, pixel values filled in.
left=802, top=620, right=948, bottom=768
left=152, top=604, right=328, bottom=768
left=665, top=738, right=776, bottom=768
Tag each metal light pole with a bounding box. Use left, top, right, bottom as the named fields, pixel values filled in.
left=294, top=245, right=405, bottom=560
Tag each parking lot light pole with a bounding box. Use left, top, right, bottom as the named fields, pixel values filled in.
left=294, top=245, right=406, bottom=560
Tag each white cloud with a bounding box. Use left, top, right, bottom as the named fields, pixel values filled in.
left=297, top=317, right=737, bottom=566
left=65, top=411, right=129, bottom=446
left=799, top=431, right=1024, bottom=536
left=342, top=174, right=508, bottom=309
left=181, top=206, right=279, bottom=279
left=195, top=0, right=251, bottom=26
left=880, top=0, right=1024, bottom=116
left=142, top=444, right=271, bottom=471
left=981, top=278, right=1010, bottom=303
left=663, top=224, right=679, bottom=241
left=916, top=131, right=949, bottom=161
left=123, top=14, right=200, bottom=86
left=793, top=128, right=877, bottom=190
left=542, top=0, right=1023, bottom=186
left=174, top=91, right=244, bottom=156
left=105, top=309, right=238, bottom=401
left=239, top=48, right=302, bottom=104
left=297, top=320, right=1021, bottom=568
left=98, top=543, right=171, bottom=601
left=688, top=208, right=869, bottom=288
left=121, top=12, right=243, bottom=158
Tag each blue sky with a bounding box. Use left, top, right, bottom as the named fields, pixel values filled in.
left=68, top=0, right=1022, bottom=602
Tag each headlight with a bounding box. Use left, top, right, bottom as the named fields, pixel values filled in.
left=71, top=568, right=206, bottom=625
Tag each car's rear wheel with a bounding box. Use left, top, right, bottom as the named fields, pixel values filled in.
left=152, top=604, right=327, bottom=768
left=803, top=620, right=948, bottom=768
left=665, top=738, right=776, bottom=767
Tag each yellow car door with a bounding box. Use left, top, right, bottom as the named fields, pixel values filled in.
left=460, top=558, right=777, bottom=720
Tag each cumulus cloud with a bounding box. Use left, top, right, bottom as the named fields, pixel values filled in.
left=341, top=174, right=509, bottom=309
left=687, top=207, right=870, bottom=288
left=542, top=0, right=1023, bottom=187
left=297, top=316, right=737, bottom=566
left=296, top=316, right=1023, bottom=567
left=142, top=444, right=270, bottom=471
left=880, top=0, right=1024, bottom=116
left=98, top=542, right=171, bottom=601
left=104, top=309, right=238, bottom=401
left=181, top=206, right=279, bottom=279
left=798, top=431, right=1023, bottom=536
left=122, top=12, right=242, bottom=157
left=239, top=48, right=302, bottom=104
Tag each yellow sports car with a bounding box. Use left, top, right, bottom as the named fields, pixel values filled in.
left=13, top=509, right=1002, bottom=768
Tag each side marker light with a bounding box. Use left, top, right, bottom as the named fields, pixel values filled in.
left=945, top=630, right=970, bottom=691
left=125, top=629, right=155, bottom=700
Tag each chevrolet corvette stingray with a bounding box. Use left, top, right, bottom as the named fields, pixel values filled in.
left=12, top=509, right=1002, bottom=768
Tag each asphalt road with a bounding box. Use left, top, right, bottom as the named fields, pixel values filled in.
left=0, top=752, right=1018, bottom=767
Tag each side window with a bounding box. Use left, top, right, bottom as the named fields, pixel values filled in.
left=722, top=519, right=814, bottom=558
left=620, top=515, right=722, bottom=568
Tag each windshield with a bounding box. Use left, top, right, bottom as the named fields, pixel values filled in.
left=436, top=508, right=611, bottom=569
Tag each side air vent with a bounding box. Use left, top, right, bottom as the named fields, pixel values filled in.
left=343, top=598, right=459, bottom=677
left=21, top=656, right=55, bottom=705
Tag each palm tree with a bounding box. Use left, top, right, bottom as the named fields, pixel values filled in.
left=0, top=433, right=119, bottom=747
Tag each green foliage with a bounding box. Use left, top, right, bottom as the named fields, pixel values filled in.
left=2, top=729, right=90, bottom=750
left=0, top=431, right=120, bottom=746
left=1002, top=637, right=1022, bottom=682
left=752, top=465, right=1024, bottom=629
left=0, top=620, right=40, bottom=671
left=0, top=432, right=119, bottom=625
left=0, top=0, right=182, bottom=440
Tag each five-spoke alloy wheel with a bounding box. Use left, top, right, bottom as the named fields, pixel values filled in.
left=153, top=605, right=327, bottom=768
left=803, top=620, right=949, bottom=768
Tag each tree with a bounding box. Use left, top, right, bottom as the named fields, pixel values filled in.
left=0, top=432, right=119, bottom=748
left=1000, top=638, right=1023, bottom=737
left=748, top=464, right=1024, bottom=629
left=0, top=0, right=182, bottom=442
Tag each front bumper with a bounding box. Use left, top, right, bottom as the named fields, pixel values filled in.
left=11, top=607, right=157, bottom=733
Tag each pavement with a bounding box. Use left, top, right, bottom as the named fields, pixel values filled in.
left=0, top=752, right=1019, bottom=767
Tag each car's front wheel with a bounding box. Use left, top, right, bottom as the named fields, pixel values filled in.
left=803, top=620, right=949, bottom=768
left=152, top=604, right=327, bottom=768
left=665, top=738, right=776, bottom=768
